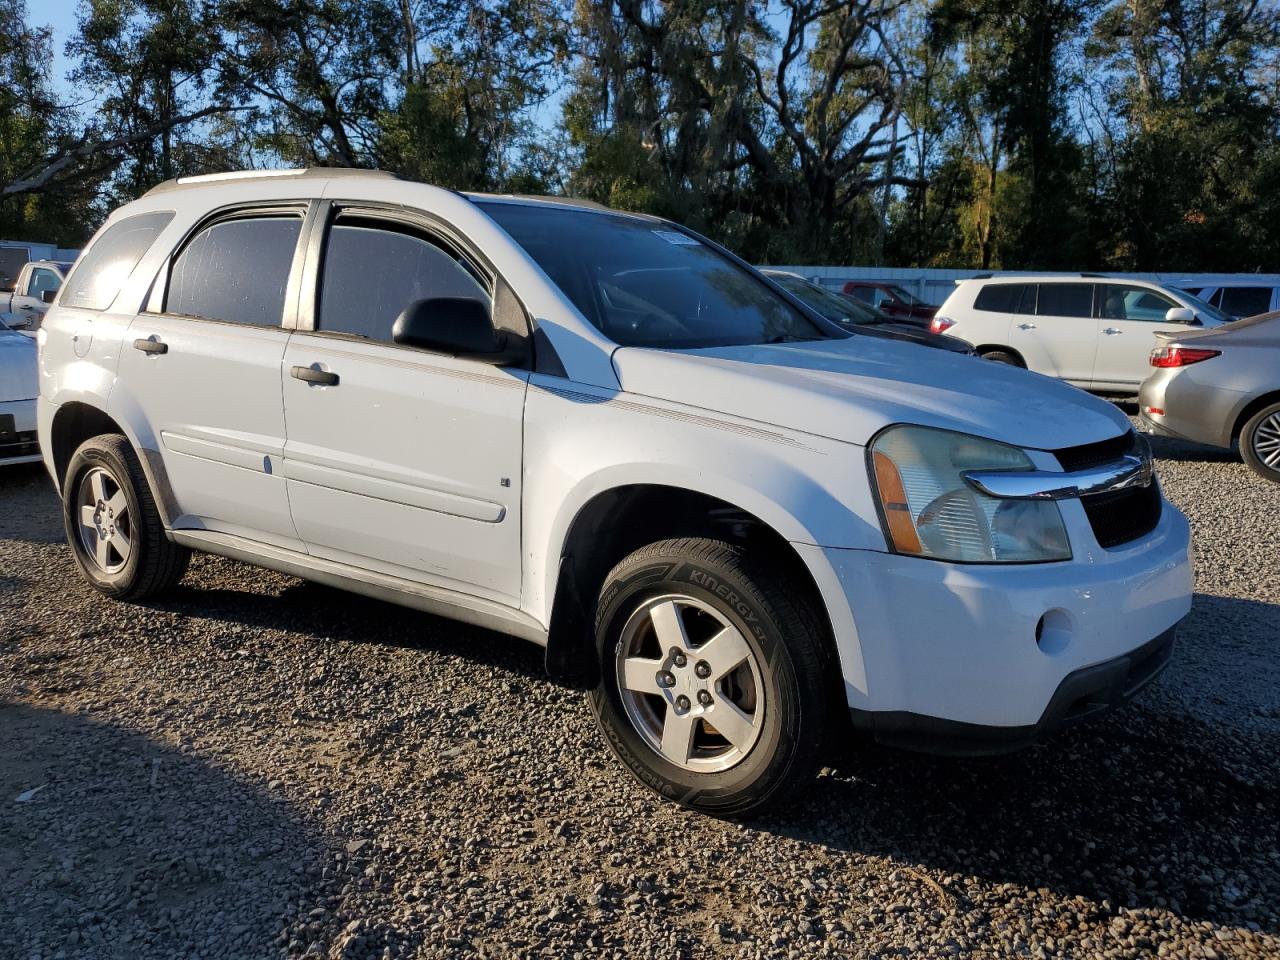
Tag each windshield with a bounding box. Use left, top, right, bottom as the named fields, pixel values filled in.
left=478, top=202, right=834, bottom=348
left=770, top=275, right=886, bottom=327
left=1176, top=288, right=1233, bottom=325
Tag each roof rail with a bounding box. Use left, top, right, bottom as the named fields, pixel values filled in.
left=143, top=167, right=400, bottom=197
left=464, top=191, right=612, bottom=212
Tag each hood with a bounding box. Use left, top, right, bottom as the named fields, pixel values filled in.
left=852, top=322, right=973, bottom=354
left=612, top=334, right=1131, bottom=450
left=0, top=328, right=37, bottom=402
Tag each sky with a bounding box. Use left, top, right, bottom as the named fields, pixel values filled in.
left=36, top=0, right=78, bottom=99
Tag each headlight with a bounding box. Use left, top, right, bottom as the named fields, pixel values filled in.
left=869, top=425, right=1071, bottom=563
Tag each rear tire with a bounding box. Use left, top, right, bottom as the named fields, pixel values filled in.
left=62, top=435, right=190, bottom=600
left=589, top=537, right=831, bottom=816
left=980, top=349, right=1023, bottom=367
left=1241, top=401, right=1280, bottom=482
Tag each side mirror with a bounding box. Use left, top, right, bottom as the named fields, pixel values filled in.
left=1165, top=306, right=1196, bottom=325
left=41, top=289, right=56, bottom=304
left=391, top=297, right=518, bottom=364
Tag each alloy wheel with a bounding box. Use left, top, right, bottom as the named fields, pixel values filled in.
left=614, top=594, right=765, bottom=773
left=1252, top=412, right=1280, bottom=469
left=76, top=466, right=133, bottom=574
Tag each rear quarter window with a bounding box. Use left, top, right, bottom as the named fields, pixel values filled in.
left=973, top=283, right=1032, bottom=313
left=60, top=211, right=175, bottom=311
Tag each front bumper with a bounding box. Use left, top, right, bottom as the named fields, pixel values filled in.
left=794, top=498, right=1193, bottom=736
left=0, top=397, right=40, bottom=465
left=850, top=626, right=1176, bottom=754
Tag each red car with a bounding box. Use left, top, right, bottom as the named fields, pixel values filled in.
left=841, top=281, right=939, bottom=323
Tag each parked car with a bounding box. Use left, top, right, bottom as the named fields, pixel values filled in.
left=1176, top=282, right=1279, bottom=320
left=38, top=169, right=1192, bottom=814
left=841, top=281, right=939, bottom=323
left=934, top=275, right=1232, bottom=393
left=762, top=270, right=973, bottom=354
left=1140, top=311, right=1280, bottom=482
left=0, top=315, right=40, bottom=465
left=1, top=259, right=73, bottom=336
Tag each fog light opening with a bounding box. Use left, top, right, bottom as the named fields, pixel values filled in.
left=1036, top=608, right=1074, bottom=656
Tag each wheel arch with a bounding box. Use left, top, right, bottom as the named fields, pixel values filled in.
left=543, top=483, right=840, bottom=693
left=1231, top=390, right=1280, bottom=443
left=49, top=401, right=128, bottom=492
left=48, top=399, right=177, bottom=527
left=975, top=344, right=1027, bottom=366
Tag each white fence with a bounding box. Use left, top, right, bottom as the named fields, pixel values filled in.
left=770, top=265, right=1280, bottom=307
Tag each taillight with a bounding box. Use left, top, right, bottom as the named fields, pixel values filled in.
left=1149, top=346, right=1221, bottom=368
left=929, top=316, right=957, bottom=335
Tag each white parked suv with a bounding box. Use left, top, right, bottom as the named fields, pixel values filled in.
left=37, top=170, right=1193, bottom=814
left=933, top=275, right=1230, bottom=392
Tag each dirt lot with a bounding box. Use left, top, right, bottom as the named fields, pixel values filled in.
left=2, top=432, right=1278, bottom=959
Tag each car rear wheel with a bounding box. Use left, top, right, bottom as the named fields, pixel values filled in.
left=980, top=349, right=1023, bottom=367
left=589, top=537, right=831, bottom=816
left=1241, top=401, right=1280, bottom=482
left=63, top=435, right=190, bottom=599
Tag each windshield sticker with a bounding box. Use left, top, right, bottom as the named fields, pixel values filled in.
left=652, top=230, right=701, bottom=246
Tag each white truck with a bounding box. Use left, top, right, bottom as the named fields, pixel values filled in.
left=1, top=259, right=73, bottom=336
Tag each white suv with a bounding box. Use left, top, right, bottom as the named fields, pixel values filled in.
left=934, top=275, right=1230, bottom=392
left=37, top=170, right=1193, bottom=814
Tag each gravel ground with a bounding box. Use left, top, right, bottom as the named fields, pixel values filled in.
left=1, top=428, right=1278, bottom=960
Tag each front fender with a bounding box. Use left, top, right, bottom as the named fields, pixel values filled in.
left=520, top=376, right=885, bottom=629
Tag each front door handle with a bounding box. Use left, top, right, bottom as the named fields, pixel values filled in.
left=133, top=337, right=168, bottom=354
left=1103, top=327, right=1123, bottom=335
left=1016, top=322, right=1036, bottom=330
left=291, top=364, right=339, bottom=386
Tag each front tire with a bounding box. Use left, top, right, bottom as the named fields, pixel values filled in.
left=1241, top=401, right=1280, bottom=482
left=62, top=435, right=190, bottom=600
left=589, top=538, right=831, bottom=816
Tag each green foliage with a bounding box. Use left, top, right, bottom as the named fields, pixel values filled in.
left=3, top=0, right=1280, bottom=272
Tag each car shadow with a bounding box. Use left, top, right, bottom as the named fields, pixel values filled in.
left=139, top=571, right=548, bottom=684
left=744, top=592, right=1280, bottom=935
left=1146, top=433, right=1239, bottom=464
left=0, top=462, right=62, bottom=544
left=0, top=701, right=328, bottom=957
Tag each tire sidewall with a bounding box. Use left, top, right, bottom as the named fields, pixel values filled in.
left=63, top=441, right=146, bottom=597
left=590, top=550, right=807, bottom=813
left=1242, top=403, right=1280, bottom=482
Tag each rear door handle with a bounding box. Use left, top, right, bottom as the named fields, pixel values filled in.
left=1016, top=322, right=1036, bottom=330
left=1103, top=327, right=1123, bottom=335
left=133, top=337, right=168, bottom=354
left=291, top=364, right=339, bottom=386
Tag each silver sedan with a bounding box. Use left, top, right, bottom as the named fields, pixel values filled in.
left=1139, top=312, right=1280, bottom=481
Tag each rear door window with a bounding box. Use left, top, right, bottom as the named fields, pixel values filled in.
left=60, top=211, right=175, bottom=310
left=1218, top=287, right=1272, bottom=318
left=1035, top=283, right=1094, bottom=319
left=165, top=215, right=302, bottom=326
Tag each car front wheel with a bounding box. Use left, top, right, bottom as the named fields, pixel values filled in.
left=590, top=537, right=831, bottom=816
